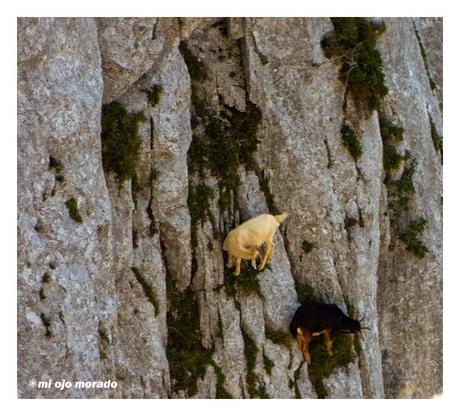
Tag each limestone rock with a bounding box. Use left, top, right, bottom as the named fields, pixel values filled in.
left=17, top=17, right=442, bottom=399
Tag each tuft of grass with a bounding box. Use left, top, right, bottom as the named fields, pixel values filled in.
left=295, top=282, right=318, bottom=304
left=321, top=18, right=388, bottom=112
left=399, top=218, right=429, bottom=258
left=101, top=101, right=146, bottom=186
left=188, top=183, right=214, bottom=250
left=224, top=262, right=262, bottom=297
left=131, top=267, right=159, bottom=315
left=301, top=240, right=315, bottom=254
left=142, top=84, right=163, bottom=107
left=40, top=313, right=53, bottom=338
left=42, top=273, right=51, bottom=284
left=65, top=198, right=83, bottom=223
left=258, top=173, right=279, bottom=215
left=187, top=99, right=262, bottom=215
left=242, top=328, right=267, bottom=398
left=166, top=280, right=225, bottom=397
left=429, top=116, right=443, bottom=161
left=341, top=122, right=362, bottom=160
left=39, top=287, right=46, bottom=300
left=293, top=364, right=303, bottom=399
left=210, top=360, right=233, bottom=398
left=307, top=332, right=355, bottom=398
left=49, top=155, right=65, bottom=185
left=379, top=115, right=405, bottom=176
left=263, top=352, right=274, bottom=376
left=389, top=156, right=416, bottom=211
left=265, top=326, right=291, bottom=348
left=179, top=41, right=206, bottom=82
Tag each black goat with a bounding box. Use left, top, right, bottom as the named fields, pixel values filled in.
left=289, top=302, right=365, bottom=364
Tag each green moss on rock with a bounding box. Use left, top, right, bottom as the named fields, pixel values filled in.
left=131, top=267, right=159, bottom=315
left=322, top=18, right=388, bottom=112
left=399, top=218, right=429, bottom=258
left=307, top=332, right=355, bottom=398
left=341, top=122, right=362, bottom=161
left=101, top=101, right=146, bottom=186
left=142, top=84, right=163, bottom=107
left=65, top=198, right=83, bottom=223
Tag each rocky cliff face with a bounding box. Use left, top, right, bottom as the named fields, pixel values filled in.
left=17, top=17, right=442, bottom=399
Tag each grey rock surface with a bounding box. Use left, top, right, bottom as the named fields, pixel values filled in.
left=17, top=17, right=442, bottom=399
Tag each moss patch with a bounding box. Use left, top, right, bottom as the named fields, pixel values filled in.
left=388, top=156, right=416, bottom=212
left=40, top=312, right=53, bottom=338
left=379, top=115, right=405, bottom=177
left=263, top=352, right=274, bottom=376
left=210, top=360, right=233, bottom=398
left=399, top=218, right=429, bottom=258
left=429, top=115, right=443, bottom=160
left=131, top=267, right=159, bottom=316
left=301, top=240, right=315, bottom=254
left=224, top=262, right=262, bottom=297
left=307, top=331, right=355, bottom=398
left=341, top=122, right=362, bottom=161
left=49, top=155, right=65, bottom=184
left=42, top=273, right=51, bottom=284
left=321, top=18, right=388, bottom=112
left=101, top=101, right=146, bottom=186
left=242, top=328, right=267, bottom=398
left=188, top=183, right=214, bottom=250
left=65, top=198, right=83, bottom=223
left=142, top=84, right=163, bottom=107
left=166, top=280, right=229, bottom=397
left=179, top=41, right=206, bottom=82
left=295, top=282, right=318, bottom=304
left=265, top=326, right=291, bottom=348
left=188, top=100, right=262, bottom=215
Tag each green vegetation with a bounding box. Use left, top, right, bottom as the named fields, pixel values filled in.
left=188, top=183, right=214, bottom=250
left=224, top=262, right=262, bottom=297
left=321, top=18, right=388, bottom=112
left=131, top=267, right=159, bottom=316
left=258, top=173, right=279, bottom=215
left=301, top=239, right=314, bottom=254
left=166, top=280, right=232, bottom=398
left=293, top=364, right=303, bottom=398
left=399, top=218, right=429, bottom=258
left=49, top=155, right=65, bottom=185
left=429, top=116, right=443, bottom=160
left=65, top=198, right=83, bottom=223
left=307, top=332, right=355, bottom=398
left=98, top=322, right=111, bottom=345
left=379, top=115, right=405, bottom=176
left=39, top=287, right=46, bottom=301
left=188, top=100, right=262, bottom=214
left=42, top=273, right=51, bottom=284
left=263, top=352, right=274, bottom=376
left=388, top=157, right=416, bottom=212
left=40, top=312, right=53, bottom=338
left=179, top=41, right=206, bottom=82
left=265, top=326, right=291, bottom=348
left=295, top=282, right=318, bottom=304
left=142, top=84, right=163, bottom=107
left=242, top=328, right=267, bottom=398
left=210, top=360, right=233, bottom=398
left=101, top=101, right=146, bottom=186
left=341, top=122, right=362, bottom=160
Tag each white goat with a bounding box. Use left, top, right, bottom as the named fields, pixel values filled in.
left=223, top=213, right=288, bottom=276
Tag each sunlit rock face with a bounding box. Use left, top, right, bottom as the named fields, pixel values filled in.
left=17, top=17, right=442, bottom=398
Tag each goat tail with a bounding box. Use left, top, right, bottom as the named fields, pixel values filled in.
left=275, top=212, right=288, bottom=224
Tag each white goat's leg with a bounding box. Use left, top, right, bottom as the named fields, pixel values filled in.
left=267, top=242, right=275, bottom=263
left=259, top=234, right=275, bottom=270
left=234, top=257, right=241, bottom=276
left=226, top=253, right=234, bottom=268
